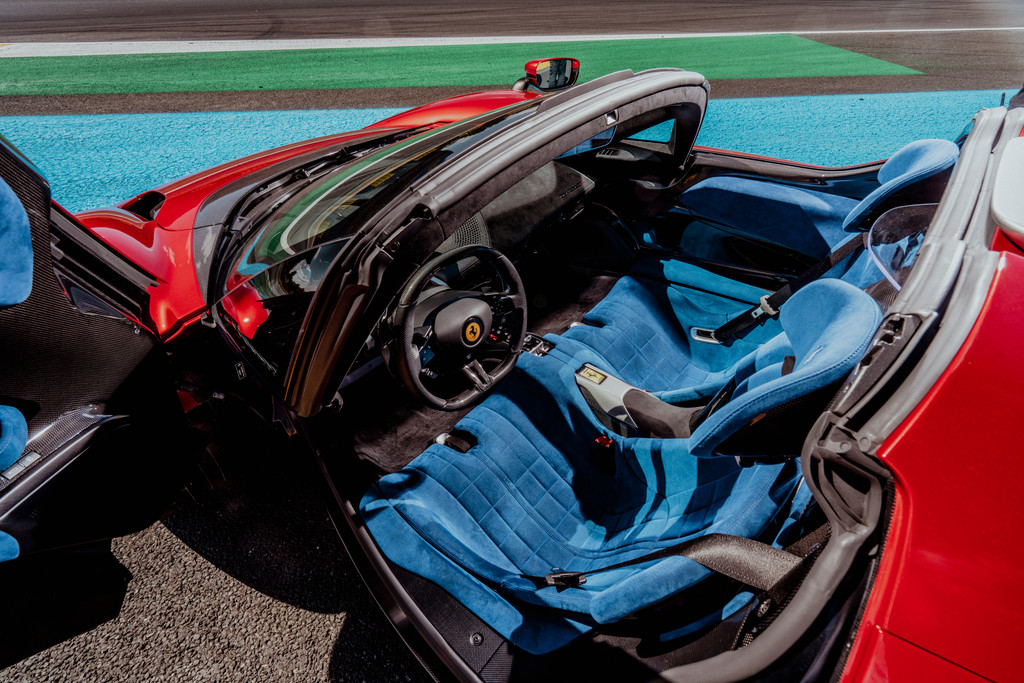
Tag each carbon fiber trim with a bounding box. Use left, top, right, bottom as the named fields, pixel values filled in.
left=26, top=404, right=109, bottom=458
left=0, top=142, right=155, bottom=440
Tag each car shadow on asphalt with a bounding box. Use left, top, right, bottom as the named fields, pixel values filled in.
left=160, top=409, right=428, bottom=681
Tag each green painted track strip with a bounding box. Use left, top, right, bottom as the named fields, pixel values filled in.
left=0, top=35, right=918, bottom=96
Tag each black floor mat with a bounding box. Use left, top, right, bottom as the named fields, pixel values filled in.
left=348, top=377, right=469, bottom=473
left=524, top=269, right=620, bottom=336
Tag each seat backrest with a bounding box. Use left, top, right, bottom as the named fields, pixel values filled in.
left=689, top=278, right=882, bottom=457
left=842, top=139, right=959, bottom=231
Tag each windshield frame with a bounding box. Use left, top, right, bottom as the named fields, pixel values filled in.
left=220, top=98, right=543, bottom=300
left=281, top=71, right=710, bottom=417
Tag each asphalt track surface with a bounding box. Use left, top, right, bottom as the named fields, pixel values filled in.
left=4, top=0, right=1024, bottom=41
left=2, top=0, right=1024, bottom=115
left=0, top=36, right=917, bottom=95
left=1, top=2, right=1023, bottom=682
left=1, top=30, right=1022, bottom=117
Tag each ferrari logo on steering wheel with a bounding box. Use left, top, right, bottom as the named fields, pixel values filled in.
left=463, top=319, right=483, bottom=345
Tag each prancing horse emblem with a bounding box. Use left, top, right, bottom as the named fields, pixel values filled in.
left=463, top=319, right=482, bottom=344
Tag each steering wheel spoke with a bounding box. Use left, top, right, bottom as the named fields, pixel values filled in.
left=474, top=342, right=511, bottom=359
left=411, top=324, right=434, bottom=348
left=461, top=359, right=495, bottom=392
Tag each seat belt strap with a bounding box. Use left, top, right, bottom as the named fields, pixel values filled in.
left=529, top=532, right=807, bottom=602
left=712, top=233, right=867, bottom=345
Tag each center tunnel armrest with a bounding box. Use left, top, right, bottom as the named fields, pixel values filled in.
left=621, top=388, right=702, bottom=438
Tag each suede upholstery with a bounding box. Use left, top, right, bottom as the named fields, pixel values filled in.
left=0, top=178, right=33, bottom=306
left=0, top=531, right=18, bottom=563
left=0, top=179, right=31, bottom=565
left=0, top=405, right=27, bottom=471
left=559, top=231, right=881, bottom=407
left=561, top=261, right=781, bottom=403
left=678, top=176, right=858, bottom=257
left=842, top=139, right=960, bottom=230
left=361, top=280, right=881, bottom=653
left=0, top=406, right=25, bottom=562
left=688, top=279, right=883, bottom=456
left=677, top=139, right=959, bottom=258
left=362, top=351, right=802, bottom=653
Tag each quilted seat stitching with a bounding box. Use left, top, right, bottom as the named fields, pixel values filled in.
left=452, top=409, right=777, bottom=566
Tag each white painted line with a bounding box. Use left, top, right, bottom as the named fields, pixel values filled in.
left=1, top=27, right=1024, bottom=58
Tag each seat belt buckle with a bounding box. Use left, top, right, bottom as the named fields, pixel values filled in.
left=544, top=570, right=587, bottom=587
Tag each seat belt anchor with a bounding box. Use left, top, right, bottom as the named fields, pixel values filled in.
left=690, top=327, right=722, bottom=344
left=544, top=570, right=587, bottom=587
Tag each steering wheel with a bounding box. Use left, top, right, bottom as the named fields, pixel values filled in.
left=387, top=245, right=528, bottom=410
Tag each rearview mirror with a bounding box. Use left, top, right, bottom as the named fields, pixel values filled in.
left=520, top=58, right=580, bottom=92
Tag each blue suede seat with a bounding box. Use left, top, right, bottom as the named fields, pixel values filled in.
left=0, top=178, right=31, bottom=563
left=0, top=405, right=27, bottom=472
left=677, top=139, right=959, bottom=258
left=679, top=176, right=858, bottom=257
left=559, top=259, right=780, bottom=404
left=361, top=279, right=882, bottom=653
left=0, top=177, right=33, bottom=307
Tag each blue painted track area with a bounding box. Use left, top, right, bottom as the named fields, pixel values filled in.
left=0, top=90, right=1006, bottom=213
left=699, top=89, right=1002, bottom=163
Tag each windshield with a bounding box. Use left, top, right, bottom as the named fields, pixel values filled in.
left=867, top=203, right=934, bottom=291
left=226, top=99, right=542, bottom=289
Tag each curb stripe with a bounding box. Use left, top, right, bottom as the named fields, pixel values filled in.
left=0, top=36, right=918, bottom=97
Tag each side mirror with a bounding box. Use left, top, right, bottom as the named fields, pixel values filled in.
left=514, top=58, right=580, bottom=92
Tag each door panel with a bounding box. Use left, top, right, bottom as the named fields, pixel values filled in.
left=0, top=137, right=203, bottom=663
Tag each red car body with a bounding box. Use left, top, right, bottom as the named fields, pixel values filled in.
left=844, top=246, right=1024, bottom=683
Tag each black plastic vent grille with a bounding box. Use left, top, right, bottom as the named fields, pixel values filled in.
left=49, top=208, right=154, bottom=327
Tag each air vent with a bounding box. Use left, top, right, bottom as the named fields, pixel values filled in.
left=596, top=148, right=635, bottom=161
left=122, top=191, right=165, bottom=221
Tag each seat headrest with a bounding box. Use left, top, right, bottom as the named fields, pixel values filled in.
left=842, top=139, right=959, bottom=231
left=689, top=279, right=882, bottom=457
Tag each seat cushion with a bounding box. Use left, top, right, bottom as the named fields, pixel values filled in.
left=0, top=178, right=33, bottom=306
